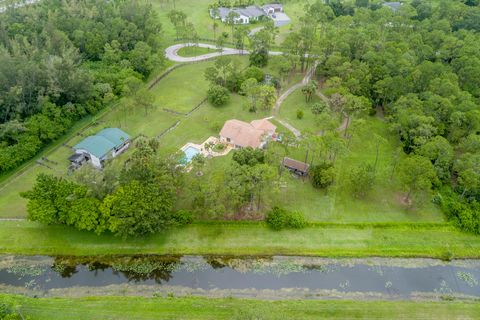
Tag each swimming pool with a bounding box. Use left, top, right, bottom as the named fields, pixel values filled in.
left=183, top=146, right=201, bottom=163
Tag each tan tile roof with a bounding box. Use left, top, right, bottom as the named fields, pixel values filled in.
left=220, top=119, right=275, bottom=148
left=250, top=118, right=277, bottom=132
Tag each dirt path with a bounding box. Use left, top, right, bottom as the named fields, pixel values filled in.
left=271, top=62, right=318, bottom=138
left=274, top=62, right=318, bottom=115
left=315, top=90, right=330, bottom=106
left=272, top=83, right=304, bottom=116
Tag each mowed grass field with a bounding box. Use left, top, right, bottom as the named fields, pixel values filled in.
left=2, top=295, right=480, bottom=320
left=0, top=220, right=478, bottom=258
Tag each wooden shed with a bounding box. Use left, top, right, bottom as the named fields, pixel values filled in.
left=282, top=157, right=309, bottom=176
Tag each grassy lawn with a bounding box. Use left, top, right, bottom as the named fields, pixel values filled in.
left=177, top=45, right=220, bottom=57
left=0, top=220, right=478, bottom=258
left=2, top=295, right=480, bottom=320
left=278, top=88, right=329, bottom=133
left=275, top=88, right=442, bottom=222
left=152, top=0, right=232, bottom=41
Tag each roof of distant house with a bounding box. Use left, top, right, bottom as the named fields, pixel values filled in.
left=220, top=119, right=275, bottom=148
left=283, top=157, right=310, bottom=173
left=238, top=5, right=265, bottom=18
left=217, top=7, right=232, bottom=19
left=383, top=2, right=402, bottom=12
left=262, top=3, right=283, bottom=10
left=216, top=5, right=266, bottom=20
left=74, top=128, right=130, bottom=158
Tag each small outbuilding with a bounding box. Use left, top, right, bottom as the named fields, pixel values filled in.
left=283, top=157, right=309, bottom=176
left=70, top=128, right=130, bottom=169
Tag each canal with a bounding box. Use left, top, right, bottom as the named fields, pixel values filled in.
left=0, top=256, right=479, bottom=299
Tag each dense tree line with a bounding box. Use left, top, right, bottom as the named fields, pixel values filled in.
left=0, top=0, right=163, bottom=173
left=284, top=0, right=480, bottom=233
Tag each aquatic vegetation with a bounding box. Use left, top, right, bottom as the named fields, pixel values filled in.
left=7, top=264, right=45, bottom=277
left=456, top=272, right=478, bottom=287
left=178, top=260, right=209, bottom=273
left=434, top=280, right=454, bottom=300
left=339, top=280, right=350, bottom=289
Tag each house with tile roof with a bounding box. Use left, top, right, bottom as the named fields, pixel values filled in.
left=219, top=118, right=276, bottom=149
left=69, top=128, right=130, bottom=169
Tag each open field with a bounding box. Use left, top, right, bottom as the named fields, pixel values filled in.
left=0, top=220, right=478, bottom=258
left=2, top=295, right=480, bottom=319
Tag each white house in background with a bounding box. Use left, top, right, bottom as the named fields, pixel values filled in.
left=212, top=6, right=266, bottom=24
left=219, top=118, right=276, bottom=149
left=261, top=3, right=284, bottom=15
left=210, top=3, right=288, bottom=25
left=69, top=128, right=130, bottom=169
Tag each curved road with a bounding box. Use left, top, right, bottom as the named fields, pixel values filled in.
left=165, top=43, right=283, bottom=63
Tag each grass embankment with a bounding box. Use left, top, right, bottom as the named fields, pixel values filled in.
left=2, top=295, right=479, bottom=320
left=0, top=221, right=478, bottom=258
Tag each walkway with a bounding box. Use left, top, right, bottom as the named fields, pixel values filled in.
left=275, top=118, right=301, bottom=138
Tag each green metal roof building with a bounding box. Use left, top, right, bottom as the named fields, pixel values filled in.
left=71, top=128, right=130, bottom=168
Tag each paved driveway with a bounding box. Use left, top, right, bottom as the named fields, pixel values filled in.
left=165, top=43, right=283, bottom=63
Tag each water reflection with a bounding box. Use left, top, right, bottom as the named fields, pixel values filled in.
left=53, top=255, right=182, bottom=283
left=0, top=255, right=479, bottom=299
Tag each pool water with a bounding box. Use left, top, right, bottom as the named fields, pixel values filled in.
left=183, top=146, right=200, bottom=163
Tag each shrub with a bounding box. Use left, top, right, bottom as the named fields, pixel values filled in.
left=310, top=162, right=335, bottom=189
left=296, top=110, right=304, bottom=119
left=172, top=210, right=194, bottom=225
left=439, top=191, right=479, bottom=234
left=207, top=84, right=230, bottom=106
left=244, top=66, right=265, bottom=82
left=286, top=210, right=308, bottom=229
left=265, top=206, right=308, bottom=230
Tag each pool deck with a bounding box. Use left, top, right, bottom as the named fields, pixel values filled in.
left=180, top=136, right=233, bottom=159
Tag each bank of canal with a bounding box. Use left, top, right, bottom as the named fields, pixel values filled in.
left=0, top=255, right=479, bottom=300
